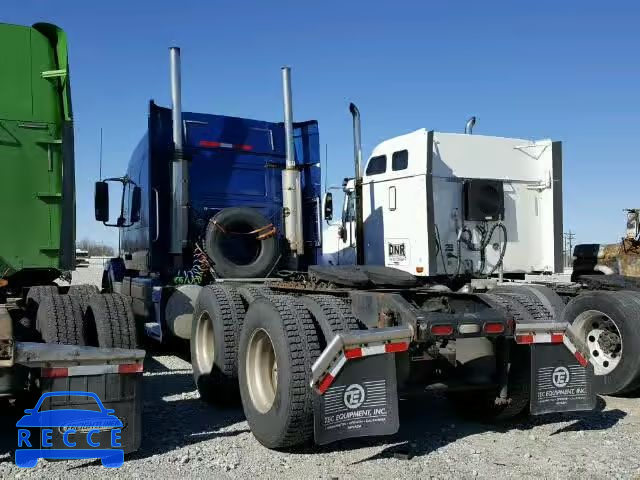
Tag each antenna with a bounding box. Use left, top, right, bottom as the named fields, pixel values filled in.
left=99, top=128, right=103, bottom=180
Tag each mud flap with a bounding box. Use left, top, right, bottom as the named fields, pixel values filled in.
left=530, top=343, right=596, bottom=415
left=313, top=354, right=399, bottom=445
left=39, top=372, right=142, bottom=454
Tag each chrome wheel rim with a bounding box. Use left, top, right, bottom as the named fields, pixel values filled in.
left=573, top=309, right=622, bottom=375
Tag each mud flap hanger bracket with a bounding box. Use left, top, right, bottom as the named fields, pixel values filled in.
left=514, top=320, right=592, bottom=368
left=310, top=325, right=413, bottom=394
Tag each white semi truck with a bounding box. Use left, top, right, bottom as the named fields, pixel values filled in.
left=324, top=114, right=639, bottom=399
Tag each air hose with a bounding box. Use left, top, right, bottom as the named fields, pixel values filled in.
left=459, top=221, right=508, bottom=276
left=173, top=244, right=215, bottom=285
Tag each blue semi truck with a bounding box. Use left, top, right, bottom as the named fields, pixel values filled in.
left=95, top=47, right=600, bottom=449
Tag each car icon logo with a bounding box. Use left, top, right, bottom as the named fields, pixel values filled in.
left=15, top=391, right=124, bottom=468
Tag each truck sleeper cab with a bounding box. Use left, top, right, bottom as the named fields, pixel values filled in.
left=327, top=129, right=563, bottom=280
left=97, top=102, right=323, bottom=333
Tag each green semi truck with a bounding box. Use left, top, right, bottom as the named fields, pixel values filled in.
left=0, top=22, right=143, bottom=458
left=0, top=22, right=75, bottom=290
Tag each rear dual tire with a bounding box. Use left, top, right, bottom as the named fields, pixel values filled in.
left=563, top=290, right=640, bottom=395
left=238, top=295, right=321, bottom=449
left=191, top=285, right=245, bottom=405
left=38, top=294, right=86, bottom=346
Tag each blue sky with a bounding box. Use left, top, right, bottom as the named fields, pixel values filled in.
left=5, top=1, right=640, bottom=248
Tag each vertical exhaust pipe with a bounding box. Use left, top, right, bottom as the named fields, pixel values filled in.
left=281, top=67, right=304, bottom=261
left=349, top=103, right=365, bottom=265
left=169, top=47, right=189, bottom=262
left=465, top=116, right=476, bottom=135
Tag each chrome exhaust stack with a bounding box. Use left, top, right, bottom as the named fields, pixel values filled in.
left=281, top=67, right=304, bottom=260
left=465, top=116, right=476, bottom=135
left=349, top=103, right=365, bottom=265
left=169, top=47, right=189, bottom=260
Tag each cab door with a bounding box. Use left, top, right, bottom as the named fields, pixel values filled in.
left=361, top=130, right=429, bottom=275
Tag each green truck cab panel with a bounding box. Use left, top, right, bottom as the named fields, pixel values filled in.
left=0, top=23, right=75, bottom=284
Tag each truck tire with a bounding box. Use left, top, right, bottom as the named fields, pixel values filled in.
left=299, top=294, right=361, bottom=344
left=38, top=294, right=86, bottom=346
left=236, top=284, right=273, bottom=307
left=238, top=295, right=321, bottom=449
left=26, top=285, right=59, bottom=329
left=67, top=284, right=100, bottom=312
left=481, top=292, right=537, bottom=325
left=449, top=340, right=530, bottom=421
left=204, top=207, right=279, bottom=279
left=191, top=284, right=245, bottom=405
left=85, top=294, right=137, bottom=349
left=492, top=284, right=565, bottom=320
left=562, top=290, right=640, bottom=395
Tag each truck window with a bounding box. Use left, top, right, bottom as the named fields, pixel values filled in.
left=365, top=155, right=386, bottom=175
left=392, top=150, right=408, bottom=171
left=343, top=191, right=355, bottom=222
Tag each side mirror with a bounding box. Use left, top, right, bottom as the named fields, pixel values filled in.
left=130, top=186, right=142, bottom=223
left=95, top=181, right=109, bottom=222
left=323, top=192, right=333, bottom=221
left=338, top=225, right=347, bottom=242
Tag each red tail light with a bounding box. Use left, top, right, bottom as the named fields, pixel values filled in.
left=484, top=322, right=505, bottom=334
left=431, top=324, right=454, bottom=336
left=41, top=367, right=69, bottom=378
left=118, top=363, right=143, bottom=374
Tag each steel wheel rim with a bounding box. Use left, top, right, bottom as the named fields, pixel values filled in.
left=246, top=328, right=277, bottom=413
left=195, top=311, right=215, bottom=373
left=572, top=309, right=622, bottom=375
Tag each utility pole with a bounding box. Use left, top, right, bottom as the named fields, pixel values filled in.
left=563, top=231, right=576, bottom=268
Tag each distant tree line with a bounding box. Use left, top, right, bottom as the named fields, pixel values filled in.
left=76, top=238, right=115, bottom=257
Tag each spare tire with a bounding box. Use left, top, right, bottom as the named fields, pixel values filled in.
left=205, top=207, right=279, bottom=279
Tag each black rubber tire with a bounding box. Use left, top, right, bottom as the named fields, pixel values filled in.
left=26, top=285, right=59, bottom=329
left=299, top=294, right=361, bottom=344
left=562, top=290, right=640, bottom=395
left=236, top=284, right=274, bottom=307
left=204, top=207, right=279, bottom=279
left=85, top=294, right=137, bottom=349
left=191, top=284, right=245, bottom=405
left=492, top=284, right=565, bottom=320
left=38, top=295, right=86, bottom=346
left=238, top=295, right=321, bottom=449
left=67, top=284, right=100, bottom=312
left=448, top=341, right=531, bottom=421
left=482, top=292, right=537, bottom=325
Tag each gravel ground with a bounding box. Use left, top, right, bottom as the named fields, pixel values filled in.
left=1, top=260, right=639, bottom=479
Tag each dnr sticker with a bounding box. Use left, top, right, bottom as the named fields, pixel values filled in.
left=313, top=355, right=399, bottom=445
left=530, top=344, right=596, bottom=415
left=387, top=242, right=407, bottom=265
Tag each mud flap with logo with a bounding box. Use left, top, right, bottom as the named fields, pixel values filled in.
left=530, top=344, right=596, bottom=415
left=40, top=373, right=142, bottom=453
left=313, top=354, right=399, bottom=445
